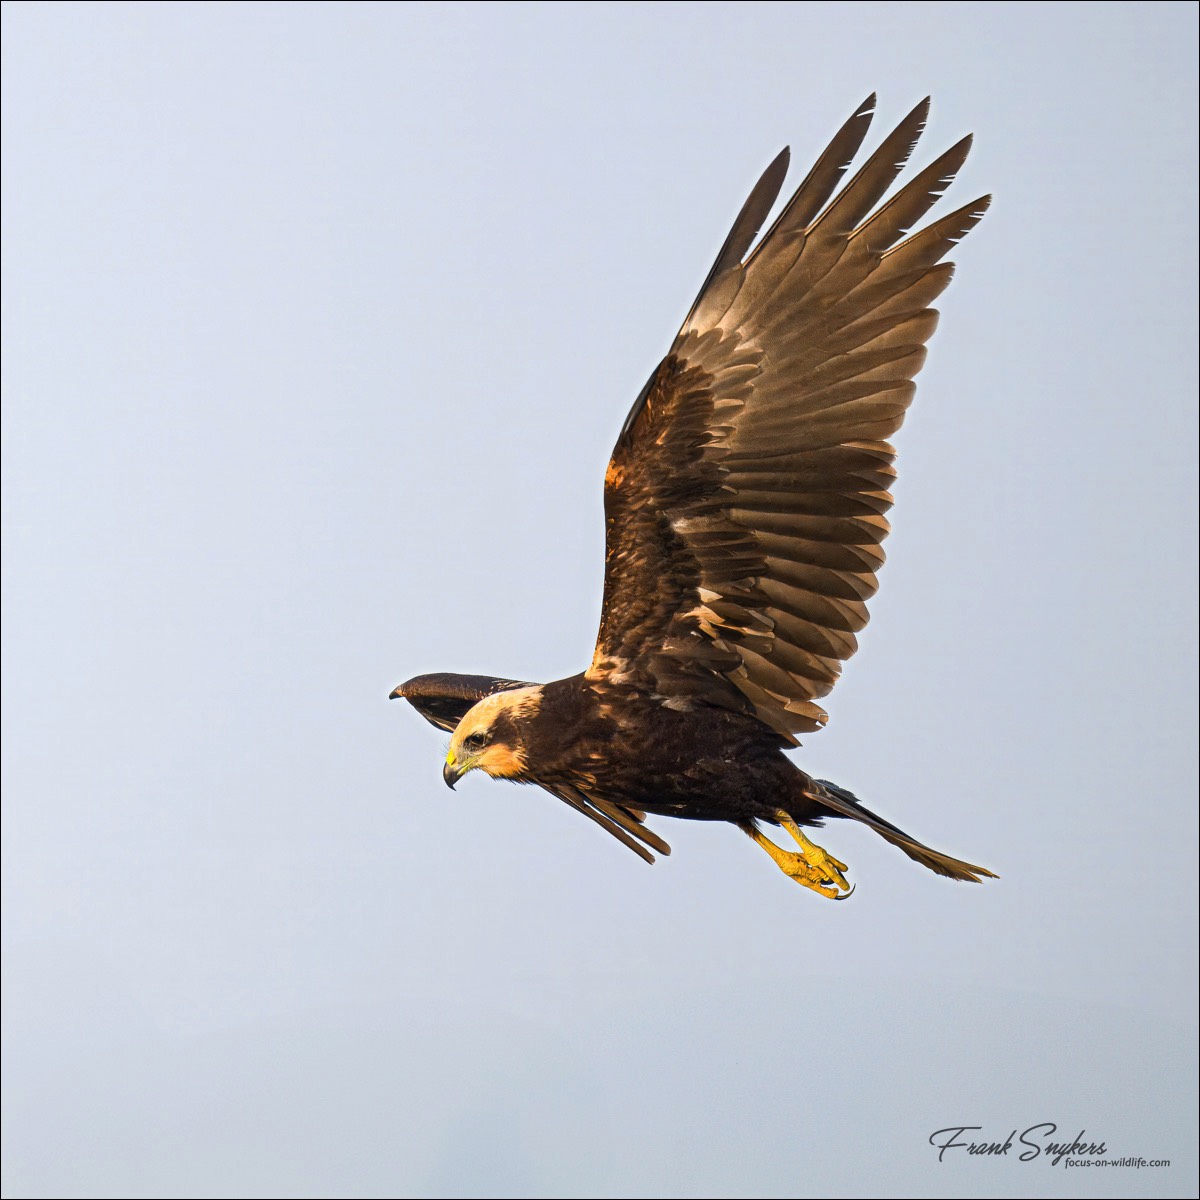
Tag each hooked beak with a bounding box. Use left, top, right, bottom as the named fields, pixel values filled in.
left=443, top=755, right=465, bottom=790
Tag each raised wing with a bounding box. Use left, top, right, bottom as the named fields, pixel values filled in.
left=589, top=96, right=989, bottom=743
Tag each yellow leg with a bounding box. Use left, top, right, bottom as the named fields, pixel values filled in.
left=739, top=812, right=853, bottom=900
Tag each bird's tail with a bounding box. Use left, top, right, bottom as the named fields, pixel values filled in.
left=811, top=779, right=998, bottom=884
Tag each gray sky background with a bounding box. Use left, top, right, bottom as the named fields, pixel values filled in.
left=3, top=3, right=1197, bottom=1197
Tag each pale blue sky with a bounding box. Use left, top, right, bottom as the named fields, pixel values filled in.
left=3, top=3, right=1197, bottom=1197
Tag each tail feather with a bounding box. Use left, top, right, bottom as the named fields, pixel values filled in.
left=813, top=779, right=997, bottom=884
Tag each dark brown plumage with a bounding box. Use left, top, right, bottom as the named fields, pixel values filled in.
left=391, top=97, right=996, bottom=897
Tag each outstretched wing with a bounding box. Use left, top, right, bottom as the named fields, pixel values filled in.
left=390, top=672, right=671, bottom=863
left=589, top=96, right=990, bottom=744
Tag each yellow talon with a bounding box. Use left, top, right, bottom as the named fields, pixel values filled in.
left=775, top=810, right=851, bottom=892
left=739, top=812, right=853, bottom=900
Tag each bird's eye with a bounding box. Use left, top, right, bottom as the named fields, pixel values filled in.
left=463, top=732, right=489, bottom=752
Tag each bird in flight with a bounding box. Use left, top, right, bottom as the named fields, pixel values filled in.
left=392, top=96, right=995, bottom=898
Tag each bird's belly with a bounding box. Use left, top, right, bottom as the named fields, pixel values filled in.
left=578, top=731, right=801, bottom=824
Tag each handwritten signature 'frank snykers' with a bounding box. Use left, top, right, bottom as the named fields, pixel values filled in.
left=930, top=1124, right=1106, bottom=1166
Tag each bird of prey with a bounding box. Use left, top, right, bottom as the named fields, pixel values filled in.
left=392, top=96, right=995, bottom=898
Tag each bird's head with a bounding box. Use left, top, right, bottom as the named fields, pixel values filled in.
left=442, top=686, right=543, bottom=789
